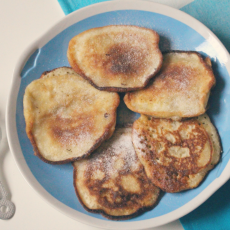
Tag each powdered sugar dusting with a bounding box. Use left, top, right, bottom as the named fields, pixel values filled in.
left=88, top=128, right=140, bottom=177
left=132, top=128, right=147, bottom=158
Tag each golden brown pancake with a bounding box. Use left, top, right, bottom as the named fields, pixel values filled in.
left=73, top=127, right=160, bottom=220
left=124, top=51, right=216, bottom=120
left=67, top=25, right=162, bottom=92
left=23, top=67, right=120, bottom=164
left=132, top=114, right=221, bottom=193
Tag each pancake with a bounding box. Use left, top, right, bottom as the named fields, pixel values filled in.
left=124, top=51, right=216, bottom=120
left=67, top=25, right=163, bottom=92
left=132, top=114, right=221, bottom=193
left=23, top=67, right=120, bottom=164
left=73, top=127, right=160, bottom=220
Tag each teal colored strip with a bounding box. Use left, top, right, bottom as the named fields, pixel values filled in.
left=180, top=179, right=230, bottom=230
left=57, top=0, right=110, bottom=15
left=181, top=0, right=230, bottom=52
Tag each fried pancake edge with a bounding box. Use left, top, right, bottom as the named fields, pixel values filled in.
left=132, top=113, right=221, bottom=193
left=67, top=25, right=163, bottom=92
left=23, top=67, right=120, bottom=164
left=26, top=120, right=116, bottom=165
left=72, top=164, right=161, bottom=220
left=182, top=114, right=221, bottom=190
left=124, top=51, right=216, bottom=119
left=72, top=128, right=160, bottom=220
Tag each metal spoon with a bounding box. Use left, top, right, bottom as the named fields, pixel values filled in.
left=0, top=127, right=15, bottom=219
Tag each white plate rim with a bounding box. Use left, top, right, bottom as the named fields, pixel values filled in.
left=6, top=0, right=230, bottom=229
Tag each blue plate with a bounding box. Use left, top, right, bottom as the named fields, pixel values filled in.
left=7, top=1, right=230, bottom=229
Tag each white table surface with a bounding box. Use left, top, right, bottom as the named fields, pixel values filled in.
left=0, top=0, right=185, bottom=229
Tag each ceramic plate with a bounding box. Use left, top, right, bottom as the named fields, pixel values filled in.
left=6, top=1, right=230, bottom=229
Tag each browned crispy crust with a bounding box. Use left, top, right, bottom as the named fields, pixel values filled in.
left=72, top=163, right=161, bottom=220
left=24, top=67, right=120, bottom=164
left=67, top=25, right=163, bottom=92
left=132, top=115, right=214, bottom=193
left=40, top=66, right=73, bottom=78
left=68, top=58, right=163, bottom=93
left=124, top=50, right=216, bottom=118
left=162, top=50, right=216, bottom=88
left=26, top=119, right=116, bottom=165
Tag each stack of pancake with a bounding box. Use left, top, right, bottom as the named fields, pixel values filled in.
left=23, top=25, right=221, bottom=220
left=124, top=51, right=221, bottom=193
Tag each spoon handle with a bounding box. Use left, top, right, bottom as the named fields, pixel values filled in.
left=0, top=180, right=15, bottom=219
left=0, top=126, right=15, bottom=219
left=0, top=180, right=8, bottom=198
